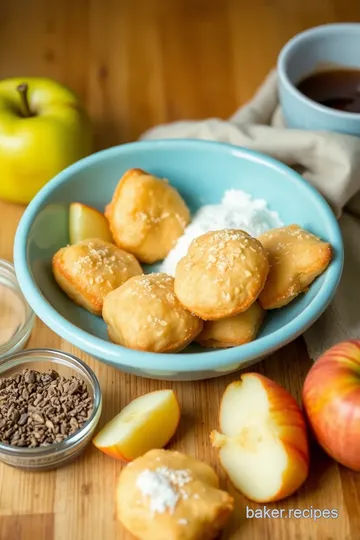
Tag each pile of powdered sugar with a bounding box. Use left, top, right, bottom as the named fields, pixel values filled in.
left=159, top=189, right=283, bottom=276
left=136, top=466, right=192, bottom=515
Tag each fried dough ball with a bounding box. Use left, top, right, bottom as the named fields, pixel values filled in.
left=175, top=229, right=269, bottom=320
left=52, top=238, right=142, bottom=316
left=258, top=225, right=332, bottom=309
left=196, top=301, right=265, bottom=348
left=116, top=449, right=234, bottom=540
left=102, top=273, right=203, bottom=353
left=105, top=168, right=190, bottom=264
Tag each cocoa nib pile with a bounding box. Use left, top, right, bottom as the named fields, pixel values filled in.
left=0, top=369, right=93, bottom=448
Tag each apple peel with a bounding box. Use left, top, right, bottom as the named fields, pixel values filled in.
left=303, top=340, right=360, bottom=471
left=211, top=373, right=309, bottom=503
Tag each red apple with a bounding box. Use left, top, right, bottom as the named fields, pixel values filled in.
left=211, top=373, right=309, bottom=502
left=303, top=340, right=360, bottom=471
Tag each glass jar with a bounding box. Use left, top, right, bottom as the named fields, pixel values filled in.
left=0, top=259, right=35, bottom=359
left=0, top=348, right=102, bottom=470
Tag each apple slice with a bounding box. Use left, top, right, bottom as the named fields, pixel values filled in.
left=93, top=389, right=180, bottom=461
left=211, top=373, right=309, bottom=503
left=69, top=202, right=112, bottom=244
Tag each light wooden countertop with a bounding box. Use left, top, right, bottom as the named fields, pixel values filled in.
left=1, top=1, right=359, bottom=538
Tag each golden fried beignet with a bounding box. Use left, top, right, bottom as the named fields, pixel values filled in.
left=102, top=273, right=203, bottom=352
left=117, top=449, right=234, bottom=540
left=258, top=225, right=332, bottom=309
left=105, top=168, right=190, bottom=264
left=196, top=301, right=265, bottom=349
left=175, top=229, right=269, bottom=320
left=52, top=238, right=142, bottom=316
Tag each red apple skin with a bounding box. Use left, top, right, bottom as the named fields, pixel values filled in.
left=215, top=373, right=310, bottom=502
left=93, top=424, right=180, bottom=463
left=94, top=444, right=131, bottom=463
left=303, top=340, right=360, bottom=471
left=250, top=374, right=309, bottom=501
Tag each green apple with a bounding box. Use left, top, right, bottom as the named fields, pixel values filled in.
left=0, top=77, right=92, bottom=204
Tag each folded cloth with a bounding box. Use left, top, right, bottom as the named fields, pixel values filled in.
left=140, top=70, right=360, bottom=360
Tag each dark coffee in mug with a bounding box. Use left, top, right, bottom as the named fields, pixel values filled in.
left=297, top=69, right=360, bottom=113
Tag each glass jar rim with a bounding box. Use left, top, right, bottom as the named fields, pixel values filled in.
left=0, top=258, right=35, bottom=358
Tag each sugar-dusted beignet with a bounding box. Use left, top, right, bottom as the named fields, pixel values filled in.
left=175, top=229, right=269, bottom=320
left=117, top=449, right=234, bottom=540
left=258, top=225, right=332, bottom=310
left=105, top=168, right=190, bottom=264
left=196, top=301, right=265, bottom=349
left=52, top=238, right=142, bottom=316
left=102, top=273, right=203, bottom=353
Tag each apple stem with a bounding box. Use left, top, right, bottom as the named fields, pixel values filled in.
left=16, top=83, right=33, bottom=117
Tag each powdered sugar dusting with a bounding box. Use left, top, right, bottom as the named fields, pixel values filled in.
left=159, top=189, right=283, bottom=275
left=136, top=467, right=192, bottom=515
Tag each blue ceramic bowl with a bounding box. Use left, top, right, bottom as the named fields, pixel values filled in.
left=278, top=23, right=360, bottom=136
left=14, top=140, right=343, bottom=381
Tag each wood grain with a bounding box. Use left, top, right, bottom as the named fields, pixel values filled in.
left=1, top=1, right=360, bottom=539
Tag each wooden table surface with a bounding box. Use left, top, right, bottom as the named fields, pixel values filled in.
left=1, top=1, right=360, bottom=539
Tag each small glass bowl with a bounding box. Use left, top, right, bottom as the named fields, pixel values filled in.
left=0, top=259, right=35, bottom=359
left=0, top=349, right=102, bottom=470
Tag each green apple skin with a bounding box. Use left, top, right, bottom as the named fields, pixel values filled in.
left=0, top=77, right=92, bottom=204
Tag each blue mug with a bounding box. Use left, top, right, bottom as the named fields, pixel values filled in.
left=278, top=23, right=360, bottom=136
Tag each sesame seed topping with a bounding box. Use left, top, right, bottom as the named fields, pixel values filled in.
left=221, top=291, right=231, bottom=302
left=186, top=229, right=263, bottom=275
left=72, top=241, right=125, bottom=278
left=135, top=209, right=176, bottom=226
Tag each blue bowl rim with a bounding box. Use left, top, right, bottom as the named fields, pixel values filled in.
left=14, top=139, right=344, bottom=372
left=277, top=22, right=360, bottom=121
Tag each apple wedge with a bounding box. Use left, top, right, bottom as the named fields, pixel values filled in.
left=211, top=373, right=309, bottom=503
left=93, top=389, right=180, bottom=461
left=69, top=202, right=112, bottom=244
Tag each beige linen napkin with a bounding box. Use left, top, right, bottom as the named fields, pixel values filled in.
left=141, top=71, right=360, bottom=360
